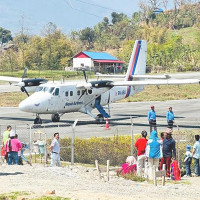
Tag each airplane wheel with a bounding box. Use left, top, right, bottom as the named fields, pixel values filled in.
left=96, top=114, right=104, bottom=122
left=52, top=114, right=60, bottom=122
left=34, top=117, right=42, bottom=124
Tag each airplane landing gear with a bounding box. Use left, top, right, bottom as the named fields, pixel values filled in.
left=51, top=113, right=60, bottom=122
left=95, top=114, right=104, bottom=122
left=34, top=114, right=42, bottom=124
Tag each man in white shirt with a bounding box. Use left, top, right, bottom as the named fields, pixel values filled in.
left=50, top=133, right=61, bottom=167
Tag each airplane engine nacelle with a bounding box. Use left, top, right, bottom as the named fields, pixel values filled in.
left=87, top=88, right=109, bottom=96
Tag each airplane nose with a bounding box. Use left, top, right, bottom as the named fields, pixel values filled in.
left=19, top=100, right=31, bottom=112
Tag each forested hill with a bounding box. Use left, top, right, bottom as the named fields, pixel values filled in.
left=0, top=2, right=200, bottom=73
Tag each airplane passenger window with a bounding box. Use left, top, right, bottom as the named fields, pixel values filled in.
left=70, top=91, right=73, bottom=96
left=65, top=91, right=69, bottom=96
left=77, top=90, right=80, bottom=95
left=54, top=88, right=59, bottom=96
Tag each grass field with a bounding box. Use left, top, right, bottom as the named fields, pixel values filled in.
left=1, top=84, right=200, bottom=107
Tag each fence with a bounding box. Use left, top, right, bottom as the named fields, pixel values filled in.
left=0, top=121, right=199, bottom=169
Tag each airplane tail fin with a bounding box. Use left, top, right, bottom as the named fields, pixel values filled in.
left=125, top=40, right=147, bottom=81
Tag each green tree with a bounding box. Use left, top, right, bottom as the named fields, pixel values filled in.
left=0, top=27, right=12, bottom=46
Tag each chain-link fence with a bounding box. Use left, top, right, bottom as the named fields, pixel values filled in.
left=0, top=122, right=199, bottom=170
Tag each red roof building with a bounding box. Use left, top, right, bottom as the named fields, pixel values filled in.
left=73, top=51, right=124, bottom=73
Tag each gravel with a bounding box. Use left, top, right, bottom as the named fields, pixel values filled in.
left=0, top=163, right=199, bottom=200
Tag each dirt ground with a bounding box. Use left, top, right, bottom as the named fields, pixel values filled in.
left=1, top=163, right=200, bottom=200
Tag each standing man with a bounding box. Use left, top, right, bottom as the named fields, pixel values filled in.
left=192, top=135, right=200, bottom=176
left=160, top=128, right=176, bottom=177
left=3, top=125, right=12, bottom=145
left=166, top=107, right=174, bottom=129
left=148, top=106, right=157, bottom=133
left=50, top=132, right=61, bottom=167
left=135, top=130, right=148, bottom=177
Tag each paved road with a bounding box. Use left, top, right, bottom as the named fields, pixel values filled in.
left=0, top=99, right=200, bottom=140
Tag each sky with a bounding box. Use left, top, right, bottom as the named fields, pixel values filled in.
left=0, top=0, right=173, bottom=36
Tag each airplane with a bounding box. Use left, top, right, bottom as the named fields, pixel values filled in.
left=0, top=68, right=48, bottom=96
left=16, top=40, right=200, bottom=124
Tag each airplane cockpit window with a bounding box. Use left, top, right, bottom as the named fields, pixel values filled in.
left=54, top=88, right=59, bottom=96
left=70, top=91, right=73, bottom=96
left=48, top=87, right=55, bottom=93
left=65, top=91, right=69, bottom=96
left=44, top=87, right=49, bottom=92
left=36, top=87, right=43, bottom=92
left=77, top=90, right=80, bottom=95
left=88, top=89, right=92, bottom=94
left=82, top=90, right=84, bottom=95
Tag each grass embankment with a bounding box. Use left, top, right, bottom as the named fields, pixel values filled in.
left=1, top=84, right=200, bottom=107
left=0, top=70, right=95, bottom=80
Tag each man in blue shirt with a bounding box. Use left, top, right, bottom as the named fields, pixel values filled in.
left=166, top=107, right=174, bottom=129
left=148, top=105, right=157, bottom=133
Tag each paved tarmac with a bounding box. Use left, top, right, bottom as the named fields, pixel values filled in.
left=0, top=99, right=200, bottom=140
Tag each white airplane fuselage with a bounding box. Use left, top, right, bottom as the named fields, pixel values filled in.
left=19, top=82, right=144, bottom=115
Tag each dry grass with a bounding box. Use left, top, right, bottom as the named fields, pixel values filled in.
left=120, top=84, right=200, bottom=102
left=0, top=92, right=27, bottom=107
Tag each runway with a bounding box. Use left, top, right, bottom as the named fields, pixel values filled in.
left=1, top=99, right=200, bottom=139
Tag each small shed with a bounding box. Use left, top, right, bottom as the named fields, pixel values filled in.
left=73, top=51, right=124, bottom=73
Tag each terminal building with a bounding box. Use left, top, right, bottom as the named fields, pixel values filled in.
left=73, top=51, right=124, bottom=73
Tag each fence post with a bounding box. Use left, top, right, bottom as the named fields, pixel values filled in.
left=174, top=121, right=180, bottom=166
left=71, top=119, right=78, bottom=166
left=106, top=160, right=110, bottom=181
left=130, top=117, right=134, bottom=156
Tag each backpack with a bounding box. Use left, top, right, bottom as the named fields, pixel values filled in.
left=171, top=160, right=181, bottom=181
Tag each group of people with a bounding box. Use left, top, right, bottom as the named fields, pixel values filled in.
left=134, top=127, right=200, bottom=179
left=2, top=125, right=30, bottom=165
left=135, top=128, right=176, bottom=179
left=2, top=125, right=61, bottom=167
left=148, top=106, right=174, bottom=132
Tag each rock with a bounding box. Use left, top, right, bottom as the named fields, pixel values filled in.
left=46, top=190, right=55, bottom=195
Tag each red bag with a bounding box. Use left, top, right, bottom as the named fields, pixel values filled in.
left=171, top=160, right=181, bottom=181
left=1, top=146, right=7, bottom=157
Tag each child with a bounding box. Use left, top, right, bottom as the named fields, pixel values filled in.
left=184, top=144, right=192, bottom=177
left=18, top=142, right=32, bottom=166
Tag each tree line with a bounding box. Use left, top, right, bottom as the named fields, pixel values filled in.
left=0, top=1, right=200, bottom=73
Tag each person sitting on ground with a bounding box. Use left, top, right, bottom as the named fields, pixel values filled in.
left=184, top=144, right=192, bottom=177
left=192, top=135, right=200, bottom=177
left=118, top=156, right=137, bottom=175
left=145, top=130, right=163, bottom=180
left=5, top=130, right=22, bottom=165
left=135, top=130, right=148, bottom=177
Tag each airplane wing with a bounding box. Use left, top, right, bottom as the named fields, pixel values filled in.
left=95, top=73, right=170, bottom=79
left=0, top=76, right=22, bottom=83
left=111, top=79, right=200, bottom=86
